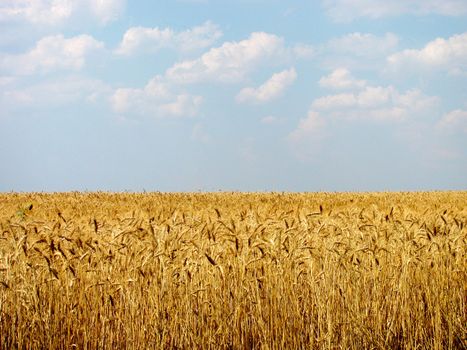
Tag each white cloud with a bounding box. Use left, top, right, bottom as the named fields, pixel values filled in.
left=166, top=32, right=304, bottom=84
left=0, top=75, right=111, bottom=116
left=311, top=92, right=356, bottom=110
left=288, top=111, right=328, bottom=162
left=261, top=115, right=284, bottom=125
left=115, top=21, right=222, bottom=55
left=288, top=111, right=326, bottom=143
left=323, top=0, right=467, bottom=22
left=236, top=68, right=297, bottom=104
left=321, top=32, right=399, bottom=70
left=291, top=44, right=314, bottom=58
left=437, top=109, right=467, bottom=133
left=1, top=34, right=104, bottom=75
left=0, top=0, right=72, bottom=25
left=311, top=85, right=438, bottom=121
left=0, top=0, right=125, bottom=25
left=110, top=76, right=202, bottom=118
left=159, top=94, right=203, bottom=116
left=387, top=33, right=467, bottom=75
left=319, top=68, right=366, bottom=89
left=327, top=32, right=399, bottom=57
left=89, top=0, right=125, bottom=24
left=288, top=74, right=440, bottom=158
left=357, top=86, right=392, bottom=108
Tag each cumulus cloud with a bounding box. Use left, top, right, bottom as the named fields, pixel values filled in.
left=387, top=33, right=467, bottom=75
left=311, top=93, right=356, bottom=110
left=236, top=68, right=297, bottom=104
left=115, top=21, right=222, bottom=55
left=311, top=85, right=438, bottom=121
left=323, top=0, right=467, bottom=22
left=165, top=32, right=305, bottom=84
left=110, top=76, right=202, bottom=118
left=0, top=0, right=125, bottom=25
left=0, top=0, right=72, bottom=25
left=89, top=0, right=125, bottom=24
left=289, top=70, right=440, bottom=151
left=319, top=68, right=366, bottom=89
left=1, top=34, right=104, bottom=75
left=437, top=109, right=467, bottom=133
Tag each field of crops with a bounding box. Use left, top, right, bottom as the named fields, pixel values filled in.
left=0, top=192, right=465, bottom=349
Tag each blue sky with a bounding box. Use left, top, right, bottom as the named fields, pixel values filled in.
left=1, top=0, right=466, bottom=192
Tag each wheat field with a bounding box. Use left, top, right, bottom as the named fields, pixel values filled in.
left=0, top=192, right=465, bottom=349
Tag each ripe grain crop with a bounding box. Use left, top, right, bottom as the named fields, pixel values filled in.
left=0, top=192, right=465, bottom=349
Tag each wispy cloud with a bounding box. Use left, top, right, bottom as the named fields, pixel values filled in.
left=437, top=109, right=467, bottom=133
left=0, top=75, right=111, bottom=116
left=321, top=32, right=399, bottom=70
left=327, top=32, right=399, bottom=57
left=191, top=123, right=211, bottom=143
left=261, top=115, right=285, bottom=125
left=323, top=0, right=467, bottom=22
left=115, top=21, right=222, bottom=55
left=288, top=110, right=326, bottom=143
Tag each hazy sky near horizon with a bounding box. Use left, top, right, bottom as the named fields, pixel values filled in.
left=1, top=0, right=466, bottom=192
